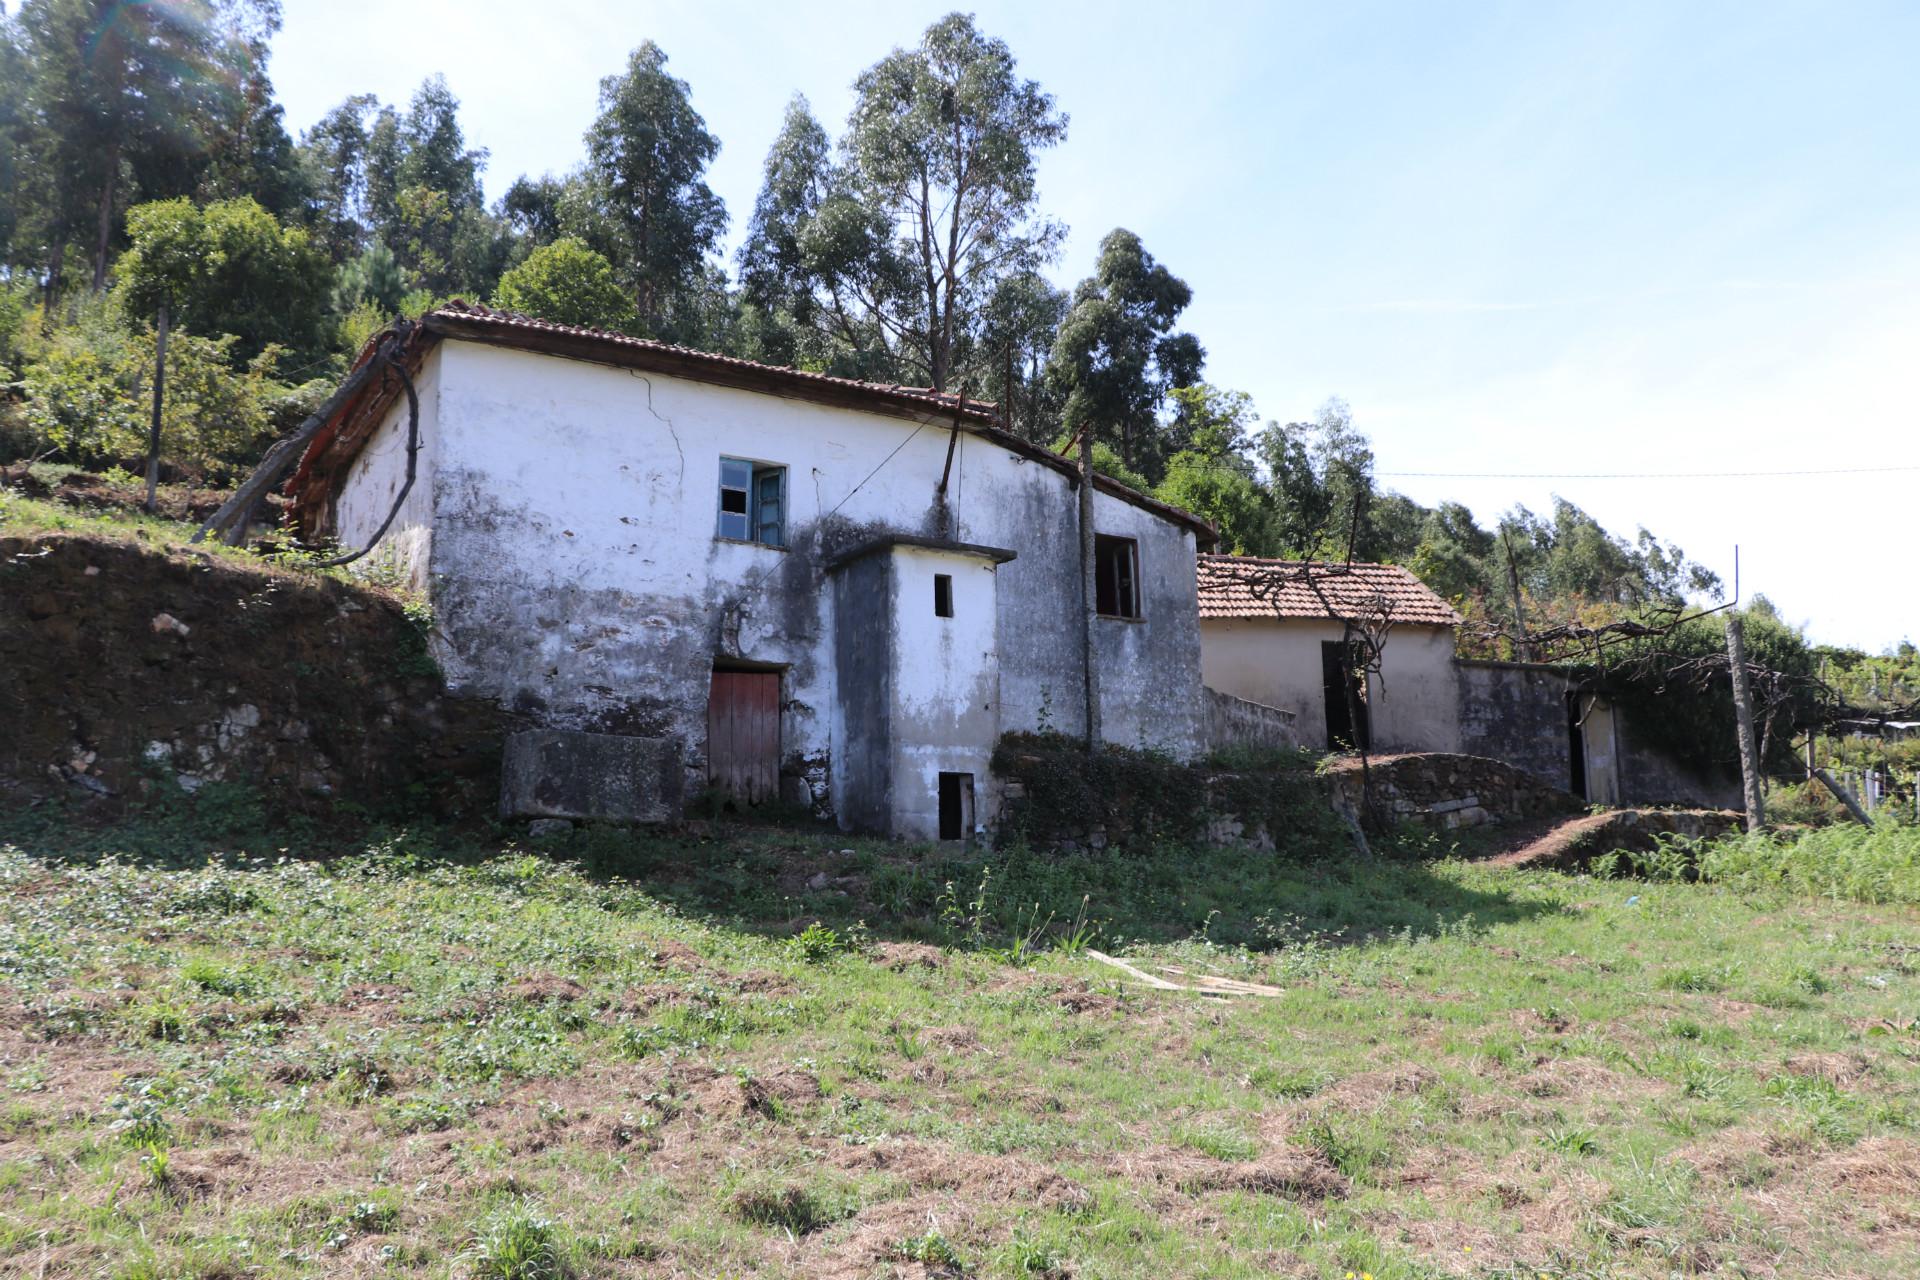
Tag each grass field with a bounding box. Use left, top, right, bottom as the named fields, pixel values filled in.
left=2, top=820, right=1917, bottom=1280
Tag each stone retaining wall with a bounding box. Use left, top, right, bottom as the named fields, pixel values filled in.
left=1325, top=752, right=1585, bottom=833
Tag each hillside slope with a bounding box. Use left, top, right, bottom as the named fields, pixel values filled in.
left=0, top=528, right=508, bottom=819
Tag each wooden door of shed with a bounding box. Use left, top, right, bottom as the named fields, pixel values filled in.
left=707, top=670, right=780, bottom=803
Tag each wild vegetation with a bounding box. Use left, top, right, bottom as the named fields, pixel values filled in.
left=1, top=809, right=1916, bottom=1279
left=1595, top=821, right=1920, bottom=905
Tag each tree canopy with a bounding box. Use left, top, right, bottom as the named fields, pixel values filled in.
left=581, top=42, right=726, bottom=337
left=0, top=6, right=1758, bottom=654
left=1049, top=229, right=1204, bottom=483
left=493, top=237, right=636, bottom=333
left=117, top=195, right=331, bottom=363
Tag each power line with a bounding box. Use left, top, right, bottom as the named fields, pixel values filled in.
left=1378, top=463, right=1920, bottom=480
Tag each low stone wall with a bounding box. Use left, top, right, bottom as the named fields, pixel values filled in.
left=1203, top=686, right=1297, bottom=753
left=1324, top=752, right=1585, bottom=832
left=992, top=736, right=1590, bottom=852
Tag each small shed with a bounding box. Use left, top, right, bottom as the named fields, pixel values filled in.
left=1195, top=555, right=1463, bottom=753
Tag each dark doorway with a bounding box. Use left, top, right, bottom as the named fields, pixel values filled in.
left=1321, top=640, right=1371, bottom=752
left=708, top=669, right=780, bottom=803
left=938, top=771, right=974, bottom=841
left=1566, top=692, right=1588, bottom=800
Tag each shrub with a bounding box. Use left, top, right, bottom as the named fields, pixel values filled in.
left=790, top=921, right=852, bottom=963
left=460, top=1200, right=569, bottom=1280
left=20, top=315, right=285, bottom=481
left=1699, top=823, right=1920, bottom=904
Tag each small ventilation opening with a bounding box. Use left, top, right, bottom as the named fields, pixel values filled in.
left=938, top=771, right=974, bottom=841
left=933, top=573, right=953, bottom=618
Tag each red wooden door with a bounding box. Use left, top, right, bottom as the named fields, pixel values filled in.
left=707, top=670, right=780, bottom=803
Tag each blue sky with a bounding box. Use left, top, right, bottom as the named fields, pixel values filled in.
left=270, top=1, right=1920, bottom=650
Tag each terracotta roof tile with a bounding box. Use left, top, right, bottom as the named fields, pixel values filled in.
left=1196, top=554, right=1462, bottom=626
left=288, top=304, right=1219, bottom=543
left=427, top=300, right=998, bottom=420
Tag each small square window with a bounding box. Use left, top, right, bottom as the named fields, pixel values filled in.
left=1094, top=535, right=1140, bottom=618
left=933, top=574, right=953, bottom=618
left=717, top=457, right=786, bottom=547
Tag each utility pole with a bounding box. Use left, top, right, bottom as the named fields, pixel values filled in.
left=1078, top=427, right=1101, bottom=753
left=1725, top=615, right=1766, bottom=832
left=144, top=299, right=168, bottom=513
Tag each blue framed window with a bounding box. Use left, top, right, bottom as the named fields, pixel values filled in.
left=718, top=457, right=786, bottom=547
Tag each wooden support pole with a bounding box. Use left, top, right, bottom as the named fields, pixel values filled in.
left=191, top=330, right=400, bottom=546
left=144, top=299, right=167, bottom=513
left=1725, top=616, right=1767, bottom=832
left=1811, top=766, right=1874, bottom=827
left=1501, top=528, right=1530, bottom=662
left=1078, top=428, right=1101, bottom=753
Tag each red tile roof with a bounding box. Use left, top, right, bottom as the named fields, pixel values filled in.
left=424, top=300, right=1002, bottom=423
left=1196, top=555, right=1462, bottom=626
left=286, top=303, right=1217, bottom=542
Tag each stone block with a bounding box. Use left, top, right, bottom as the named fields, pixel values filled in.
left=500, top=730, right=683, bottom=823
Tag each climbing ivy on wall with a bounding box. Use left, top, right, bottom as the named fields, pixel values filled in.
left=1591, top=610, right=1820, bottom=781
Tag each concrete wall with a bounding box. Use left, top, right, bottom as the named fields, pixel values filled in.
left=886, top=544, right=1001, bottom=839
left=1615, top=717, right=1742, bottom=809
left=1454, top=660, right=1575, bottom=792
left=1454, top=659, right=1742, bottom=809
left=1203, top=687, right=1297, bottom=753
left=336, top=353, right=440, bottom=592
left=333, top=338, right=1205, bottom=834
left=1198, top=617, right=1461, bottom=753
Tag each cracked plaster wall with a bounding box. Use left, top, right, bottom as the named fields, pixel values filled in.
left=335, top=339, right=1206, bottom=830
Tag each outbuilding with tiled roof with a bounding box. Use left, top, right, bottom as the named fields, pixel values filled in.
left=1195, top=553, right=1464, bottom=754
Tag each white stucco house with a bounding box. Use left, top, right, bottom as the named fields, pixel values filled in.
left=286, top=302, right=1215, bottom=839
left=1195, top=555, right=1464, bottom=754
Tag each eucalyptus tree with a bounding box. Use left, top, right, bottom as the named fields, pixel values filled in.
left=978, top=270, right=1067, bottom=439
left=295, top=77, right=503, bottom=299
left=582, top=41, right=726, bottom=334
left=737, top=94, right=903, bottom=375
left=738, top=15, right=1067, bottom=389
left=14, top=0, right=278, bottom=294
left=1048, top=228, right=1203, bottom=481
left=841, top=12, right=1068, bottom=390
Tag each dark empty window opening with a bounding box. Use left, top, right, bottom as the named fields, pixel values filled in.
left=938, top=771, right=974, bottom=841
left=933, top=574, right=954, bottom=618
left=717, top=457, right=787, bottom=547
left=1094, top=535, right=1140, bottom=618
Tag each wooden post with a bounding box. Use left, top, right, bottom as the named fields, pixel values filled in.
left=1811, top=767, right=1874, bottom=827
left=144, top=299, right=168, bottom=513
left=1078, top=428, right=1101, bottom=753
left=1501, top=528, right=1530, bottom=661
left=1725, top=616, right=1766, bottom=832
